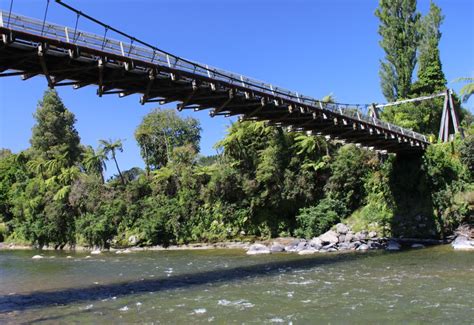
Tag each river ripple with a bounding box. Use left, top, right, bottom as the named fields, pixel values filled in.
left=0, top=246, right=473, bottom=323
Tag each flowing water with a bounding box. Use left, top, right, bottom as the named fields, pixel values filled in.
left=0, top=246, right=473, bottom=324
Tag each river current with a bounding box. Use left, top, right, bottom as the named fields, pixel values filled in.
left=0, top=246, right=473, bottom=323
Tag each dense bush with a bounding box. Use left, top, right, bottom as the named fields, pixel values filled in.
left=294, top=198, right=347, bottom=238
left=459, top=135, right=474, bottom=174
left=422, top=139, right=472, bottom=234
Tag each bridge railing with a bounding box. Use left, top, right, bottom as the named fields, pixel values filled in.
left=0, top=10, right=427, bottom=144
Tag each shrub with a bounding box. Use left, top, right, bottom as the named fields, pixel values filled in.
left=294, top=197, right=347, bottom=238
left=0, top=222, right=6, bottom=242
left=422, top=141, right=471, bottom=235
left=459, top=135, right=474, bottom=174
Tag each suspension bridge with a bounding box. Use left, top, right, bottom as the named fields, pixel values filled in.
left=0, top=2, right=440, bottom=154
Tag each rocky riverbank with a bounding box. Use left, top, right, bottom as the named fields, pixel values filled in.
left=451, top=224, right=474, bottom=250
left=247, top=223, right=425, bottom=255
left=2, top=222, right=470, bottom=255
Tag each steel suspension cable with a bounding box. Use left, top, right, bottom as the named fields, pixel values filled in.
left=6, top=0, right=13, bottom=28
left=72, top=12, right=80, bottom=43
left=40, top=0, right=50, bottom=36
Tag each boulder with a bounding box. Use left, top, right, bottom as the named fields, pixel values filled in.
left=344, top=232, right=355, bottom=243
left=319, top=230, right=339, bottom=245
left=128, top=235, right=138, bottom=246
left=336, top=223, right=350, bottom=235
left=357, top=244, right=369, bottom=251
left=368, top=231, right=377, bottom=239
left=91, top=249, right=101, bottom=255
left=338, top=242, right=351, bottom=251
left=309, top=237, right=323, bottom=248
left=296, top=240, right=308, bottom=251
left=284, top=239, right=303, bottom=252
left=355, top=231, right=368, bottom=241
left=348, top=242, right=358, bottom=250
left=298, top=248, right=317, bottom=255
left=338, top=235, right=346, bottom=243
left=451, top=236, right=474, bottom=250
left=411, top=243, right=425, bottom=249
left=246, top=243, right=271, bottom=255
left=32, top=255, right=43, bottom=259
left=369, top=242, right=383, bottom=249
left=322, top=243, right=336, bottom=250
left=386, top=240, right=401, bottom=251
left=270, top=244, right=285, bottom=253
left=327, top=247, right=338, bottom=252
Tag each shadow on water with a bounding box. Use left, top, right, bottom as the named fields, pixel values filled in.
left=0, top=251, right=382, bottom=313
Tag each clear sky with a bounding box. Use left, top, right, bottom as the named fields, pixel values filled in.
left=1, top=0, right=473, bottom=178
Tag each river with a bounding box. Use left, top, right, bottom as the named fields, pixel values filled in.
left=0, top=246, right=473, bottom=323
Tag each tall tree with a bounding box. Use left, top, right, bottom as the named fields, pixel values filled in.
left=99, top=139, right=125, bottom=185
left=411, top=1, right=446, bottom=95
left=30, top=89, right=81, bottom=166
left=135, top=109, right=201, bottom=170
left=375, top=0, right=420, bottom=101
left=380, top=1, right=449, bottom=135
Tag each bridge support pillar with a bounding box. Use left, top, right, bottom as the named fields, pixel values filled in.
left=438, top=89, right=461, bottom=142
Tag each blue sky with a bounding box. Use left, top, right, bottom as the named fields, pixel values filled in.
left=1, top=0, right=473, bottom=178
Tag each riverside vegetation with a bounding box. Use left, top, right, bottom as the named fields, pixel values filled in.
left=0, top=0, right=473, bottom=250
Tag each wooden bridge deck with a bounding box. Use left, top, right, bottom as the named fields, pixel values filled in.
left=0, top=10, right=429, bottom=154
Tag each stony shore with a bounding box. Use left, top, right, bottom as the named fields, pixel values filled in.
left=450, top=223, right=474, bottom=250
left=247, top=223, right=403, bottom=255
left=1, top=223, right=472, bottom=255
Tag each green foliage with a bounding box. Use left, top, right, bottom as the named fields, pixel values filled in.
left=375, top=0, right=420, bottom=101
left=422, top=140, right=471, bottom=234
left=82, top=146, right=107, bottom=183
left=135, top=109, right=201, bottom=170
left=295, top=198, right=347, bottom=238
left=345, top=160, right=394, bottom=235
left=0, top=222, right=6, bottom=242
left=380, top=1, right=446, bottom=136
left=459, top=135, right=474, bottom=173
left=99, top=139, right=125, bottom=185
left=325, top=145, right=372, bottom=212
left=412, top=1, right=446, bottom=96
left=381, top=97, right=444, bottom=135
left=30, top=89, right=81, bottom=165
left=455, top=77, right=474, bottom=103
left=0, top=153, right=27, bottom=226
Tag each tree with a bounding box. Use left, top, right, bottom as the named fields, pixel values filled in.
left=379, top=1, right=448, bottom=135
left=135, top=109, right=201, bottom=170
left=0, top=149, right=12, bottom=160
left=411, top=1, right=446, bottom=96
left=99, top=139, right=125, bottom=185
left=30, top=89, right=81, bottom=166
left=455, top=77, right=474, bottom=103
left=82, top=146, right=107, bottom=183
left=375, top=0, right=420, bottom=101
